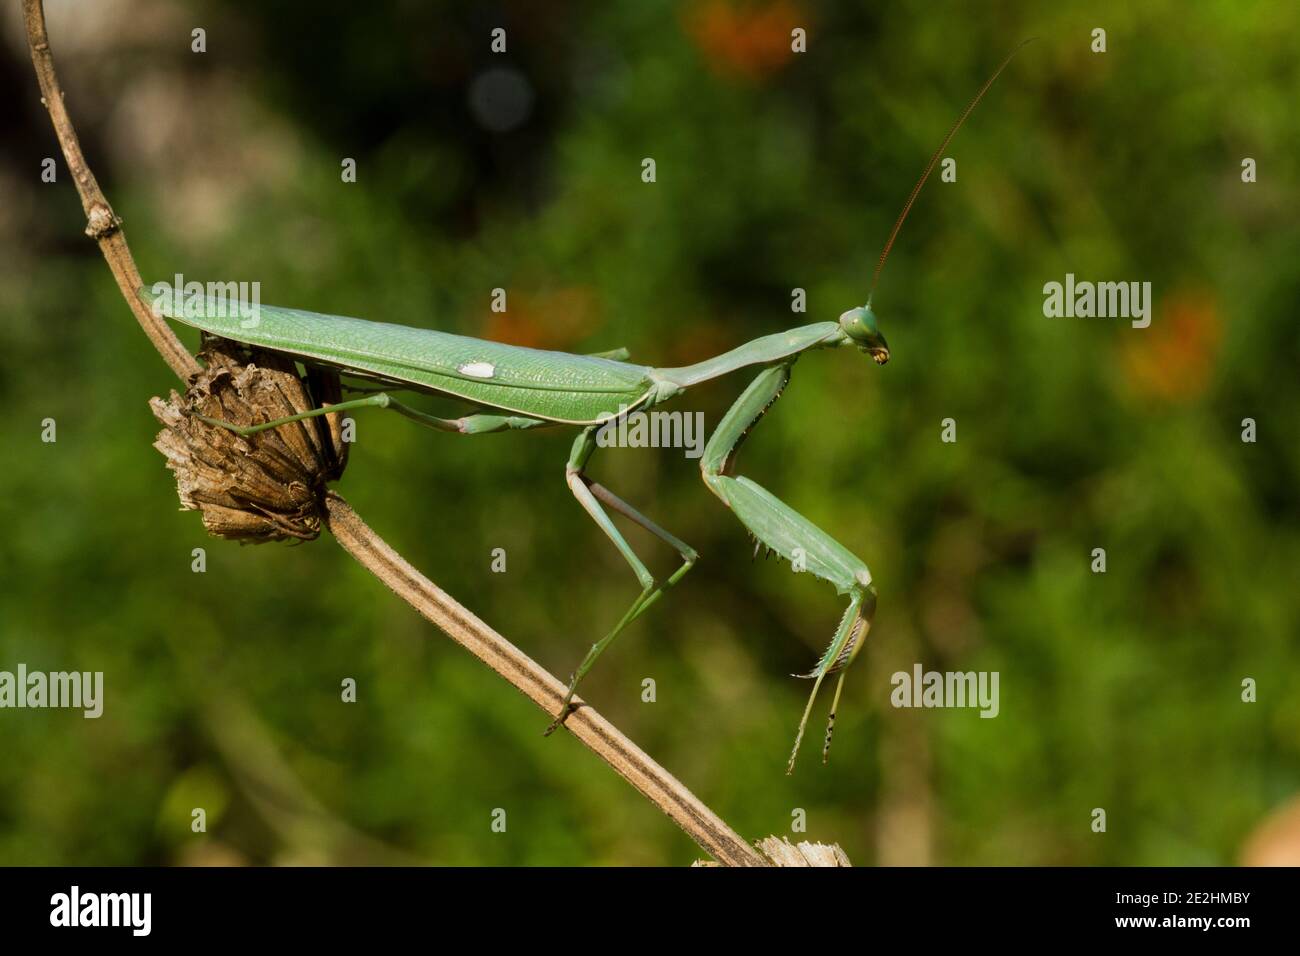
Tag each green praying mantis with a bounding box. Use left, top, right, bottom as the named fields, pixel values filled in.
left=145, top=42, right=1031, bottom=773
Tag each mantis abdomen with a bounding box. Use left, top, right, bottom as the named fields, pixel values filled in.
left=144, top=288, right=659, bottom=424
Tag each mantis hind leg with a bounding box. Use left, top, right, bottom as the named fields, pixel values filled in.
left=585, top=346, right=631, bottom=361
left=544, top=425, right=698, bottom=735
left=700, top=363, right=876, bottom=773
left=195, top=391, right=553, bottom=437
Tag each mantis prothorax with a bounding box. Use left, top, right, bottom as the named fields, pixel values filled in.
left=147, top=41, right=1031, bottom=772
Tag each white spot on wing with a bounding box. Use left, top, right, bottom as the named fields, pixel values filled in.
left=458, top=361, right=496, bottom=379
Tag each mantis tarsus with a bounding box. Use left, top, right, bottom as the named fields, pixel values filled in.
left=147, top=42, right=1031, bottom=773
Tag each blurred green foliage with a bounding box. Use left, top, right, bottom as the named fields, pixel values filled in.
left=1, top=0, right=1297, bottom=866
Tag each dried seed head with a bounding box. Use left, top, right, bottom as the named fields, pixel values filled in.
left=692, top=837, right=852, bottom=867
left=150, top=338, right=349, bottom=543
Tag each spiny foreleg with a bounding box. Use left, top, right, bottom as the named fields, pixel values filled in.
left=699, top=363, right=877, bottom=773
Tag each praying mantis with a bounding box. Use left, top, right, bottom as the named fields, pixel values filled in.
left=146, top=42, right=1031, bottom=773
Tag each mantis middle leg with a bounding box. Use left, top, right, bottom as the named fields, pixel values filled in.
left=544, top=425, right=698, bottom=734
left=700, top=363, right=877, bottom=773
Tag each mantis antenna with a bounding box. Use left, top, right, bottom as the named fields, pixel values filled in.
left=868, top=37, right=1038, bottom=303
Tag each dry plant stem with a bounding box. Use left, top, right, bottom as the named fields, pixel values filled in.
left=22, top=0, right=198, bottom=380
left=23, top=0, right=764, bottom=867
left=326, top=495, right=764, bottom=867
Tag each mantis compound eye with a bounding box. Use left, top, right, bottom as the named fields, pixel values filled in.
left=838, top=306, right=890, bottom=364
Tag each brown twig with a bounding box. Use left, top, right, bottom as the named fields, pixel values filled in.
left=22, top=0, right=198, bottom=380
left=326, top=495, right=764, bottom=865
left=21, top=0, right=765, bottom=867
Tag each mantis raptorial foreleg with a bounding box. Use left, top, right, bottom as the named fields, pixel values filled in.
left=699, top=363, right=876, bottom=772
left=196, top=391, right=552, bottom=437
left=544, top=426, right=698, bottom=735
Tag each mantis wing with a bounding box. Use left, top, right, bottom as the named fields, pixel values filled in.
left=142, top=288, right=657, bottom=424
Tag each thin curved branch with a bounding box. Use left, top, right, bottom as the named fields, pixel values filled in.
left=21, top=0, right=765, bottom=867
left=325, top=495, right=764, bottom=866
left=22, top=0, right=199, bottom=380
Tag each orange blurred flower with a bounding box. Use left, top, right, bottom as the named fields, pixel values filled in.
left=480, top=287, right=601, bottom=351
left=684, top=1, right=805, bottom=82
left=1120, top=287, right=1222, bottom=403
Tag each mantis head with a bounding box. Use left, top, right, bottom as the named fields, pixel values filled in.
left=839, top=305, right=890, bottom=365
